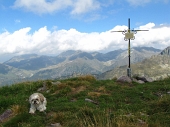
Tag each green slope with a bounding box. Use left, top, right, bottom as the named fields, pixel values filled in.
left=0, top=75, right=170, bottom=127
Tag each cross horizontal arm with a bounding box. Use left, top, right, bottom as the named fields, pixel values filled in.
left=131, top=30, right=149, bottom=31
left=111, top=29, right=149, bottom=33
left=111, top=30, right=125, bottom=32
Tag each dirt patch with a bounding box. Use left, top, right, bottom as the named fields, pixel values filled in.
left=71, top=86, right=86, bottom=94
left=88, top=92, right=102, bottom=97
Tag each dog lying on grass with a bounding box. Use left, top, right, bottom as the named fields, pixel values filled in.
left=29, top=93, right=47, bottom=114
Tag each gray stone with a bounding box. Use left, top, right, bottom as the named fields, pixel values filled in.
left=85, top=98, right=99, bottom=105
left=117, top=75, right=132, bottom=83
left=137, top=80, right=145, bottom=84
left=145, top=77, right=153, bottom=82
left=52, top=81, right=61, bottom=85
left=136, top=76, right=153, bottom=83
left=37, top=83, right=47, bottom=92
left=46, top=123, right=61, bottom=127
left=0, top=109, right=13, bottom=122
left=132, top=78, right=145, bottom=84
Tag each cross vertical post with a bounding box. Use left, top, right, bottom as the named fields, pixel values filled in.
left=127, top=18, right=131, bottom=77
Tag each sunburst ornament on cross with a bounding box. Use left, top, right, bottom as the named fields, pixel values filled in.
left=111, top=18, right=148, bottom=78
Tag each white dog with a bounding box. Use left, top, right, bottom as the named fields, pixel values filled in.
left=29, top=93, right=47, bottom=114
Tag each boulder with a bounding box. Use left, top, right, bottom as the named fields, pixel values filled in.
left=117, top=76, right=132, bottom=83
left=132, top=78, right=145, bottom=84
left=136, top=76, right=153, bottom=83
left=137, top=80, right=145, bottom=84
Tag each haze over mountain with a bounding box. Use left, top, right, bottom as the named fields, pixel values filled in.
left=0, top=46, right=162, bottom=86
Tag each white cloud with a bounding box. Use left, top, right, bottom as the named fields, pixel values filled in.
left=0, top=27, right=31, bottom=54
left=0, top=23, right=170, bottom=58
left=71, top=0, right=100, bottom=14
left=13, top=0, right=72, bottom=14
left=134, top=24, right=170, bottom=49
left=13, top=0, right=101, bottom=15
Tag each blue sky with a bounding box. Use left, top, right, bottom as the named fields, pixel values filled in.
left=0, top=0, right=170, bottom=62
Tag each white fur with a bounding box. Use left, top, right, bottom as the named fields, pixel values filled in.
left=29, top=93, right=47, bottom=114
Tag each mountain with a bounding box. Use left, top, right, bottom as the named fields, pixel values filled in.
left=103, top=47, right=161, bottom=70
left=30, top=58, right=106, bottom=80
left=98, top=47, right=170, bottom=80
left=0, top=46, right=161, bottom=86
left=58, top=49, right=125, bottom=61
left=160, top=46, right=170, bottom=55
left=0, top=63, right=32, bottom=86
left=92, top=49, right=125, bottom=61
left=0, top=63, right=11, bottom=74
left=27, top=47, right=160, bottom=80
left=4, top=47, right=160, bottom=70
left=4, top=54, right=66, bottom=70
left=133, top=46, right=161, bottom=52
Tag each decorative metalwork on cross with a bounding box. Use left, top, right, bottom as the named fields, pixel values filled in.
left=111, top=18, right=148, bottom=78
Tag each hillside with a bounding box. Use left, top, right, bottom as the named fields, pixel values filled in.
left=0, top=63, right=32, bottom=86
left=98, top=55, right=170, bottom=80
left=0, top=75, right=170, bottom=127
left=98, top=46, right=170, bottom=80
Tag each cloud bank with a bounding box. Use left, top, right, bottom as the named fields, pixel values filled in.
left=0, top=23, right=170, bottom=57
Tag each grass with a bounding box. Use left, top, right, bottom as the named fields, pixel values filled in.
left=0, top=75, right=170, bottom=127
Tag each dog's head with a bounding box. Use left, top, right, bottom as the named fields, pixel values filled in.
left=29, top=93, right=44, bottom=105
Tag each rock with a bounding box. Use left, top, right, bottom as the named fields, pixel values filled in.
left=37, top=83, right=48, bottom=92
left=137, top=119, right=147, bottom=126
left=154, top=92, right=163, bottom=97
left=133, top=75, right=153, bottom=84
left=136, top=76, right=153, bottom=83
left=52, top=81, right=61, bottom=85
left=46, top=123, right=61, bottom=127
left=117, top=76, right=132, bottom=83
left=137, top=80, right=145, bottom=84
left=85, top=98, right=99, bottom=105
left=145, top=77, right=153, bottom=82
left=132, top=78, right=144, bottom=84
left=51, top=123, right=61, bottom=127
left=167, top=91, right=170, bottom=94
left=0, top=109, right=13, bottom=123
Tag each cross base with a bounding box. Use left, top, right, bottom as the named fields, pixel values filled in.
left=127, top=68, right=132, bottom=78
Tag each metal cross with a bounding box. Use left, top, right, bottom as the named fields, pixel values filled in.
left=111, top=18, right=148, bottom=78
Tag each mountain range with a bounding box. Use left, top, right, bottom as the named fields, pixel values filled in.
left=0, top=46, right=162, bottom=86
left=98, top=46, right=170, bottom=80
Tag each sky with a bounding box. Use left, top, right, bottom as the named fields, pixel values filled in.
left=0, top=0, right=170, bottom=62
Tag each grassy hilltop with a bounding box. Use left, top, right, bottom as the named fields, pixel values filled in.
left=0, top=75, right=170, bottom=127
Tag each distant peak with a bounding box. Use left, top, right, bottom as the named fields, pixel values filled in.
left=160, top=46, right=170, bottom=55
left=133, top=46, right=161, bottom=52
